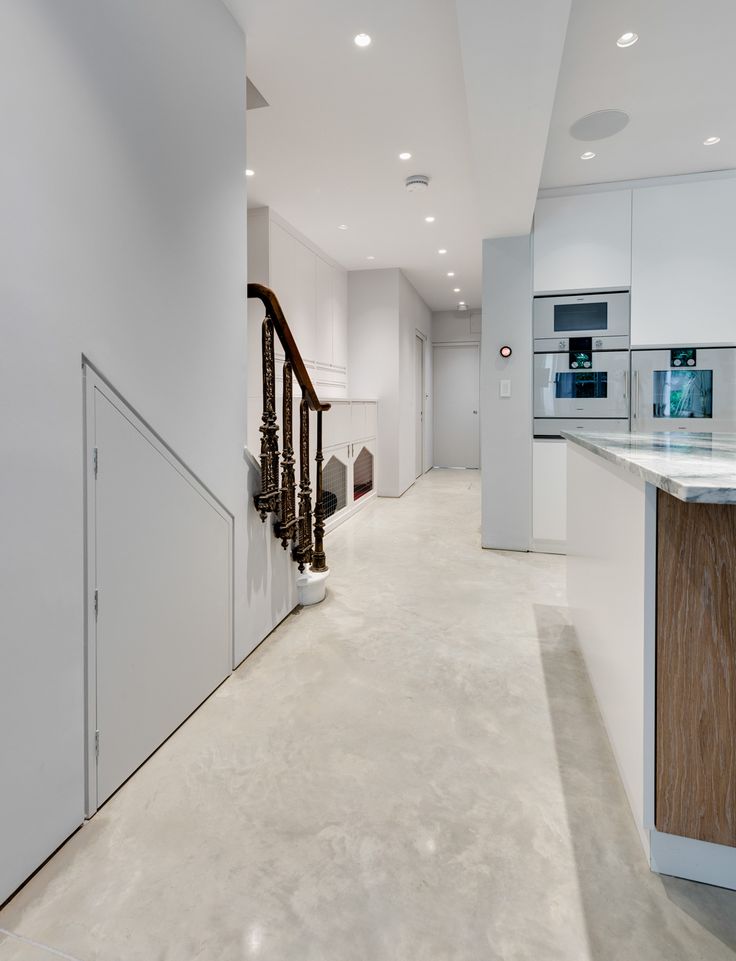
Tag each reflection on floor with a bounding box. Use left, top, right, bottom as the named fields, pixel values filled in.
left=1, top=469, right=736, bottom=960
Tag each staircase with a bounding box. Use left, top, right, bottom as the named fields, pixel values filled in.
left=248, top=283, right=330, bottom=580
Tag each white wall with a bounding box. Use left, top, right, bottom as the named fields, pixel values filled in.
left=432, top=310, right=482, bottom=345
left=347, top=269, right=400, bottom=495
left=481, top=236, right=533, bottom=551
left=399, top=272, right=433, bottom=486
left=0, top=0, right=247, bottom=903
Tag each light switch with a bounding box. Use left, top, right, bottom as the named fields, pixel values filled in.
left=499, top=379, right=512, bottom=398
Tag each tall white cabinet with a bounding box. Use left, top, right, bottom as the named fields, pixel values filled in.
left=631, top=178, right=736, bottom=347
left=247, top=208, right=349, bottom=450
left=533, top=191, right=632, bottom=293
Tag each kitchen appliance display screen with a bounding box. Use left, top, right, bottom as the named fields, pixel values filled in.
left=554, top=302, right=608, bottom=332
left=652, top=370, right=713, bottom=418
left=555, top=371, right=608, bottom=399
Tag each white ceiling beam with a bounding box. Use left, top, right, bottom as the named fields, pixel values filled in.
left=455, top=0, right=572, bottom=238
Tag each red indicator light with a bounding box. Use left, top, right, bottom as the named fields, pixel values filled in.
left=499, top=345, right=512, bottom=358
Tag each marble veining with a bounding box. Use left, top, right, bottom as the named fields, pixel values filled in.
left=562, top=430, right=736, bottom=503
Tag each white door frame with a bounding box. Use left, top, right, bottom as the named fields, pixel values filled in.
left=432, top=342, right=480, bottom=469
left=82, top=360, right=234, bottom=816
left=415, top=331, right=426, bottom=479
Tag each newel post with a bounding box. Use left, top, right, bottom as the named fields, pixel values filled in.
left=311, top=410, right=328, bottom=573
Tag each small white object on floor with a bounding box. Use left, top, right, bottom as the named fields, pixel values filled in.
left=296, top=567, right=329, bottom=606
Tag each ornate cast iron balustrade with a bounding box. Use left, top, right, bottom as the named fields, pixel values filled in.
left=247, top=283, right=330, bottom=577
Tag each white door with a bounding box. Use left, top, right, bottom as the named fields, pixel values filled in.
left=415, top=335, right=424, bottom=478
left=86, top=370, right=232, bottom=811
left=433, top=345, right=480, bottom=468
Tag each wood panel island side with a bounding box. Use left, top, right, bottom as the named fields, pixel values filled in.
left=564, top=430, right=736, bottom=889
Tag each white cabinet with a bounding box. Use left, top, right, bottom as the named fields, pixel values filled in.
left=320, top=400, right=378, bottom=532
left=315, top=255, right=335, bottom=364
left=532, top=439, right=567, bottom=553
left=534, top=191, right=632, bottom=293
left=247, top=208, right=348, bottom=376
left=631, top=178, right=736, bottom=347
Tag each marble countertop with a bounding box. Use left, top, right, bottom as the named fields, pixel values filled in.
left=561, top=430, right=736, bottom=504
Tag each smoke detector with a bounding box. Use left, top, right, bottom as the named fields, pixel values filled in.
left=405, top=174, right=430, bottom=193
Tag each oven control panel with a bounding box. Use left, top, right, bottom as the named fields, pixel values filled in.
left=569, top=337, right=592, bottom=369
left=671, top=348, right=697, bottom=367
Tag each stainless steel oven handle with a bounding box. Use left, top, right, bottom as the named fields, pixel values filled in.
left=632, top=369, right=639, bottom=419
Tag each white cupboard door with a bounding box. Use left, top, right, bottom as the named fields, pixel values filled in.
left=631, top=179, right=736, bottom=347
left=534, top=191, right=632, bottom=293
left=315, top=256, right=335, bottom=366
left=332, top=268, right=348, bottom=370
left=92, top=386, right=232, bottom=807
left=269, top=221, right=316, bottom=361
left=533, top=439, right=567, bottom=549
left=433, top=345, right=480, bottom=469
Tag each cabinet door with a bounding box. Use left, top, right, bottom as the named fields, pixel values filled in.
left=534, top=192, right=632, bottom=293
left=322, top=446, right=350, bottom=522
left=270, top=221, right=316, bottom=361
left=332, top=268, right=348, bottom=369
left=631, top=179, right=736, bottom=346
left=315, top=256, right=334, bottom=368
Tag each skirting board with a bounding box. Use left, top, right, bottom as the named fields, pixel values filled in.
left=532, top=538, right=566, bottom=555
left=650, top=830, right=736, bottom=890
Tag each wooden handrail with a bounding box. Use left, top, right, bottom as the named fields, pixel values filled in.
left=248, top=283, right=331, bottom=413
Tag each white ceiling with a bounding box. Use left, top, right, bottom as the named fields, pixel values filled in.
left=228, top=0, right=736, bottom=310
left=242, top=0, right=482, bottom=311
left=542, top=0, right=736, bottom=189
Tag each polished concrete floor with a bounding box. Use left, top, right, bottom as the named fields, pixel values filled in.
left=2, top=469, right=736, bottom=960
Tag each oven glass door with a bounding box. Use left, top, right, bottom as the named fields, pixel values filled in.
left=534, top=351, right=629, bottom=419
left=632, top=348, right=736, bottom=432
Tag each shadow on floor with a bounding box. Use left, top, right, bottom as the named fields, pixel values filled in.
left=533, top=603, right=736, bottom=959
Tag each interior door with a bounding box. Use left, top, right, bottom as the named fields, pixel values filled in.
left=433, top=345, right=480, bottom=468
left=415, top=334, right=424, bottom=478
left=87, top=372, right=232, bottom=810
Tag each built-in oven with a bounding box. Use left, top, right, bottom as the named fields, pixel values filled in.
left=533, top=291, right=630, bottom=350
left=534, top=347, right=630, bottom=437
left=631, top=346, right=736, bottom=433
left=533, top=291, right=631, bottom=437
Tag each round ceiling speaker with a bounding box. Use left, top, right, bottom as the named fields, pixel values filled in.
left=570, top=109, right=630, bottom=142
left=405, top=174, right=430, bottom=192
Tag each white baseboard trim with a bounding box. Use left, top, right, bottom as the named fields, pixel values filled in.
left=532, top=538, right=567, bottom=555
left=650, top=830, right=736, bottom=890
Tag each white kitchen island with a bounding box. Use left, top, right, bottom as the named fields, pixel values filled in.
left=563, top=430, right=736, bottom=890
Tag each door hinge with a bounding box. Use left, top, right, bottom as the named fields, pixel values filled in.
left=93, top=447, right=98, bottom=477
left=94, top=589, right=99, bottom=620
left=95, top=730, right=100, bottom=757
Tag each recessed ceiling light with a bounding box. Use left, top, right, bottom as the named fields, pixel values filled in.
left=366, top=255, right=375, bottom=260
left=438, top=249, right=447, bottom=254
left=354, top=33, right=371, bottom=47
left=580, top=151, right=596, bottom=160
left=245, top=168, right=255, bottom=177
left=447, top=271, right=455, bottom=277
left=453, top=288, right=461, bottom=293
left=458, top=301, right=466, bottom=306
left=616, top=31, right=638, bottom=47
left=338, top=224, right=349, bottom=230
left=425, top=216, right=435, bottom=223
left=704, top=136, right=721, bottom=146
left=399, top=152, right=412, bottom=160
